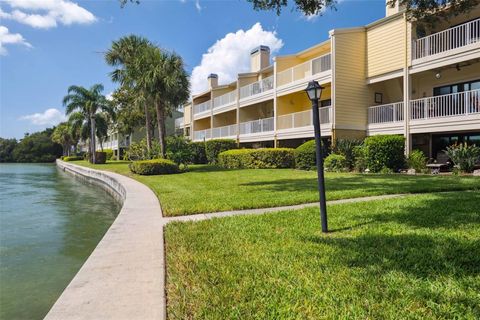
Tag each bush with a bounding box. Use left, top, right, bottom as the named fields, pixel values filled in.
left=190, top=141, right=207, bottom=164
left=353, top=145, right=367, bottom=172
left=104, top=149, right=114, bottom=160
left=129, top=159, right=180, bottom=175
left=166, top=136, right=193, bottom=167
left=333, top=139, right=363, bottom=170
left=363, top=135, right=405, bottom=173
left=445, top=143, right=480, bottom=173
left=205, top=139, right=237, bottom=164
left=407, top=150, right=427, bottom=172
left=324, top=154, right=347, bottom=172
left=124, top=139, right=162, bottom=161
left=63, top=156, right=83, bottom=161
left=218, top=148, right=295, bottom=169
left=294, top=140, right=329, bottom=170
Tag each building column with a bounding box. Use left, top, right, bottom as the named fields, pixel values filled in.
left=403, top=70, right=412, bottom=155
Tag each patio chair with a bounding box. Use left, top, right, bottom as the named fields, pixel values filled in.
left=426, top=151, right=451, bottom=174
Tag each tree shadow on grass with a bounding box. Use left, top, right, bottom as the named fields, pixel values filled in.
left=240, top=174, right=479, bottom=195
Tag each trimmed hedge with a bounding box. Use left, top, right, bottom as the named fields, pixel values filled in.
left=104, top=149, right=114, bottom=160
left=63, top=156, right=83, bottom=162
left=324, top=153, right=347, bottom=172
left=129, top=159, right=180, bottom=175
left=363, top=135, right=405, bottom=172
left=205, top=139, right=237, bottom=164
left=190, top=141, right=207, bottom=164
left=295, top=140, right=316, bottom=170
left=218, top=148, right=295, bottom=169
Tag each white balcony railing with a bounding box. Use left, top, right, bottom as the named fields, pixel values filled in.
left=412, top=18, right=480, bottom=60
left=277, top=53, right=331, bottom=87
left=277, top=106, right=332, bottom=130
left=410, top=89, right=480, bottom=120
left=193, top=100, right=212, bottom=115
left=368, top=102, right=404, bottom=124
left=212, top=124, right=237, bottom=138
left=175, top=117, right=184, bottom=129
left=213, top=91, right=237, bottom=109
left=239, top=117, right=274, bottom=135
left=193, top=129, right=211, bottom=141
left=239, top=76, right=274, bottom=100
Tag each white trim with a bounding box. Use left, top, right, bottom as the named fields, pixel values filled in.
left=366, top=69, right=403, bottom=84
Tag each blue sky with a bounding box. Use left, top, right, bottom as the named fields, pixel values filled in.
left=0, top=0, right=385, bottom=139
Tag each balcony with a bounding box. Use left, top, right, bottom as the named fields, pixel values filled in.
left=367, top=90, right=480, bottom=134
left=277, top=106, right=332, bottom=130
left=239, top=76, right=274, bottom=100
left=212, top=124, right=237, bottom=138
left=193, top=100, right=212, bottom=115
left=213, top=91, right=237, bottom=110
left=193, top=129, right=211, bottom=141
left=412, top=18, right=480, bottom=61
left=410, top=89, right=480, bottom=120
left=277, top=53, right=331, bottom=88
left=239, top=117, right=274, bottom=135
left=368, top=102, right=404, bottom=124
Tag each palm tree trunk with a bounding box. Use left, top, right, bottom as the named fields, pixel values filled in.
left=91, top=115, right=97, bottom=163
left=155, top=100, right=166, bottom=158
left=144, top=102, right=152, bottom=151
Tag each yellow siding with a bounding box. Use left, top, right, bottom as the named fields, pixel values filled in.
left=367, top=16, right=405, bottom=77
left=334, top=30, right=369, bottom=130
left=184, top=105, right=192, bottom=125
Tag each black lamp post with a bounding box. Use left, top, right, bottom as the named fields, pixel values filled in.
left=305, top=80, right=328, bottom=233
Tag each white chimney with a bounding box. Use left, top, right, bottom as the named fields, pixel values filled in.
left=386, top=0, right=404, bottom=16
left=250, top=46, right=270, bottom=73
left=207, top=73, right=218, bottom=89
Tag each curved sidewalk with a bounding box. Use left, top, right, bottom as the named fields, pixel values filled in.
left=46, top=161, right=166, bottom=320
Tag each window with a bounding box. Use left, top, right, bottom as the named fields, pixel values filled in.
left=320, top=99, right=331, bottom=108
left=434, top=79, right=480, bottom=96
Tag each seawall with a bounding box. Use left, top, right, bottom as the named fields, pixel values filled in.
left=46, top=160, right=165, bottom=320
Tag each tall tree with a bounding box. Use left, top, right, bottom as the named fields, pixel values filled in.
left=63, top=84, right=111, bottom=163
left=51, top=122, right=75, bottom=156
left=105, top=35, right=155, bottom=151
left=139, top=46, right=190, bottom=157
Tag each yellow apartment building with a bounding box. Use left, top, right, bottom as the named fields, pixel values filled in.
left=176, top=1, right=480, bottom=158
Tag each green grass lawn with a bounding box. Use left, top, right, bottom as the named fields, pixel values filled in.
left=74, top=160, right=479, bottom=216
left=165, top=191, right=480, bottom=319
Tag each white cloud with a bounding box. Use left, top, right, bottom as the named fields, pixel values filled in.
left=20, top=108, right=66, bottom=126
left=0, top=0, right=96, bottom=29
left=195, top=0, right=201, bottom=12
left=0, top=25, right=32, bottom=55
left=191, top=22, right=284, bottom=94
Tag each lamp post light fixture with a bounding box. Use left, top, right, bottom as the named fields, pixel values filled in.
left=305, top=80, right=328, bottom=233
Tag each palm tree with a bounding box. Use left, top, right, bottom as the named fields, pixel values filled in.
left=52, top=122, right=75, bottom=156
left=105, top=35, right=155, bottom=151
left=63, top=84, right=111, bottom=163
left=141, top=46, right=190, bottom=157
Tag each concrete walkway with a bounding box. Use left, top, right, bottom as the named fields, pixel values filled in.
left=46, top=161, right=166, bottom=320
left=164, top=193, right=406, bottom=223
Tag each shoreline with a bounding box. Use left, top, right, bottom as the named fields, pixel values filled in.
left=46, top=160, right=166, bottom=320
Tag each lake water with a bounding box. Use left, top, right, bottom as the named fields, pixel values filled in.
left=0, top=163, right=121, bottom=320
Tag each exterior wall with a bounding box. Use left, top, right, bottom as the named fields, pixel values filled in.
left=277, top=86, right=331, bottom=116
left=194, top=118, right=211, bottom=130
left=368, top=77, right=403, bottom=105
left=213, top=110, right=236, bottom=127
left=411, top=62, right=480, bottom=99
left=239, top=101, right=273, bottom=122
left=367, top=15, right=405, bottom=77
left=334, top=129, right=367, bottom=140
left=184, top=105, right=192, bottom=124
left=333, top=29, right=369, bottom=131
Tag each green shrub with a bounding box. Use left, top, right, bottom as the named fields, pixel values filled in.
left=129, top=159, right=180, bottom=175
left=190, top=141, right=207, bottom=164
left=166, top=136, right=193, bottom=166
left=124, top=139, right=162, bottom=161
left=363, top=135, right=405, bottom=173
left=205, top=139, right=237, bottom=164
left=63, top=156, right=83, bottom=161
left=104, top=149, right=114, bottom=160
left=294, top=140, right=329, bottom=170
left=333, top=139, right=363, bottom=170
left=407, top=150, right=427, bottom=172
left=218, top=148, right=295, bottom=169
left=353, top=145, right=367, bottom=172
left=324, top=153, right=347, bottom=172
left=445, top=143, right=480, bottom=173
